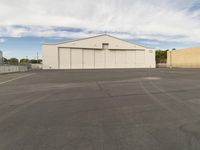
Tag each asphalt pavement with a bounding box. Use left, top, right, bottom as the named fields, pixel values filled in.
left=1, top=68, right=200, bottom=150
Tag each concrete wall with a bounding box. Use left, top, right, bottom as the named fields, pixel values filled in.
left=157, top=63, right=167, bottom=68
left=0, top=66, right=28, bottom=74
left=167, top=46, right=200, bottom=68
left=31, top=64, right=42, bottom=70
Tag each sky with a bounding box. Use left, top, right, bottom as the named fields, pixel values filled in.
left=0, top=0, right=200, bottom=59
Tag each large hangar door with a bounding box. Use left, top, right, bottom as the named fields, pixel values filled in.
left=71, top=49, right=83, bottom=69
left=106, top=50, right=116, bottom=68
left=83, top=49, right=95, bottom=69
left=95, top=50, right=105, bottom=68
left=59, top=48, right=71, bottom=69
left=126, top=51, right=136, bottom=68
left=116, top=51, right=126, bottom=68
left=136, top=50, right=145, bottom=68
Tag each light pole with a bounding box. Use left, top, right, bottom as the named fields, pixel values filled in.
left=170, top=50, right=172, bottom=69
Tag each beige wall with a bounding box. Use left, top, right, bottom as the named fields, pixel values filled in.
left=42, top=45, right=58, bottom=69
left=167, top=46, right=200, bottom=68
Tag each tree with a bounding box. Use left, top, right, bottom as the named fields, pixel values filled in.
left=20, top=59, right=30, bottom=65
left=8, top=58, right=19, bottom=65
left=156, top=50, right=168, bottom=63
left=30, top=59, right=42, bottom=64
left=3, top=57, right=8, bottom=64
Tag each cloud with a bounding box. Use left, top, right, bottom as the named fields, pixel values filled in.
left=0, top=38, right=6, bottom=43
left=140, top=41, right=160, bottom=46
left=0, top=0, right=200, bottom=44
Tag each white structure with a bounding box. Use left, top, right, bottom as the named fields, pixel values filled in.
left=42, top=35, right=155, bottom=69
left=0, top=51, right=3, bottom=65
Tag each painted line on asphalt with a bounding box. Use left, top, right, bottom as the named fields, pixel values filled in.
left=0, top=73, right=35, bottom=85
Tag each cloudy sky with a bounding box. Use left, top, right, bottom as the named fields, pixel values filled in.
left=0, top=0, right=200, bottom=59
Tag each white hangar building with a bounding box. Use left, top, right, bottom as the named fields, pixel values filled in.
left=42, top=35, right=156, bottom=69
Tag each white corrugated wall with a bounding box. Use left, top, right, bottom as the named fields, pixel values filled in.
left=58, top=48, right=147, bottom=69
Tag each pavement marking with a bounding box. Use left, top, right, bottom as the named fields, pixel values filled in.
left=139, top=80, right=180, bottom=119
left=0, top=73, right=35, bottom=85
left=143, top=77, right=161, bottom=80
left=0, top=92, right=52, bottom=123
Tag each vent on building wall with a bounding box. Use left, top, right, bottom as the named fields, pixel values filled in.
left=102, top=43, right=109, bottom=50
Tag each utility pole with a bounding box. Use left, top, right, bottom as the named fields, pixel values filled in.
left=26, top=56, right=28, bottom=65
left=37, top=52, right=39, bottom=64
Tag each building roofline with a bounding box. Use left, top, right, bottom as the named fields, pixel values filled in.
left=42, top=34, right=155, bottom=49
left=176, top=45, right=200, bottom=51
left=105, top=34, right=155, bottom=49
left=42, top=34, right=107, bottom=45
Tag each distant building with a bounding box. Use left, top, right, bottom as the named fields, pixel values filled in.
left=0, top=51, right=3, bottom=65
left=167, top=46, right=200, bottom=68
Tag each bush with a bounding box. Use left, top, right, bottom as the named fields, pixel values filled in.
left=156, top=50, right=168, bottom=63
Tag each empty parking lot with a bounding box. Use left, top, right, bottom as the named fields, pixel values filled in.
left=1, top=69, right=200, bottom=150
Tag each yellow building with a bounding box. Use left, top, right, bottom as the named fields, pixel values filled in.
left=167, top=46, right=200, bottom=68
